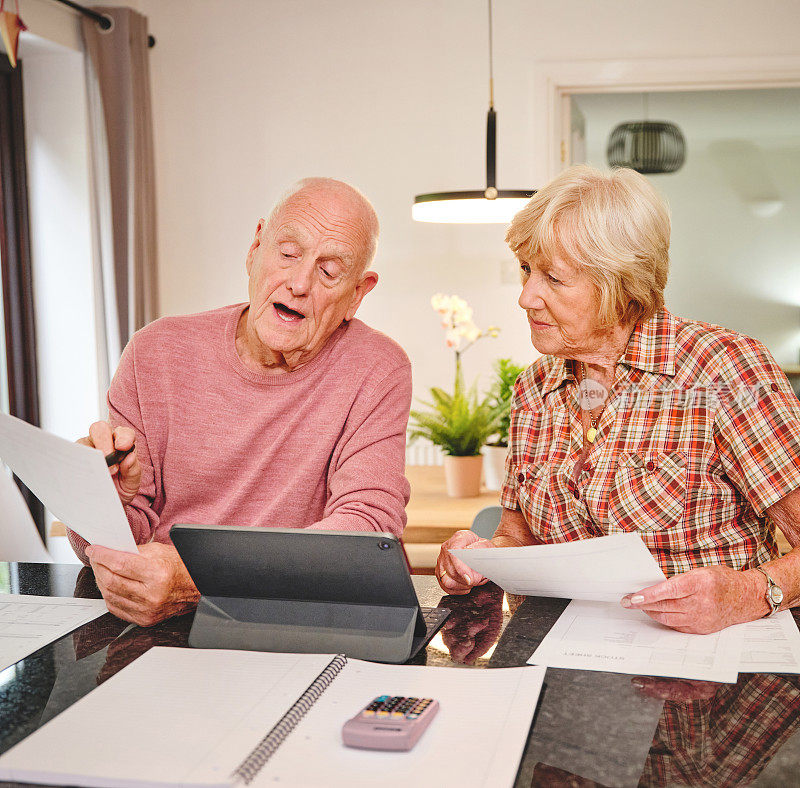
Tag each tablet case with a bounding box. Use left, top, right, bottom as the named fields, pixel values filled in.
left=170, top=525, right=447, bottom=664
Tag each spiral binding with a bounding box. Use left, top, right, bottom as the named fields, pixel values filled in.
left=231, top=655, right=348, bottom=785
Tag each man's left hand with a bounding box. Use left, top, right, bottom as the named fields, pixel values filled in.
left=620, top=565, right=768, bottom=634
left=85, top=543, right=200, bottom=627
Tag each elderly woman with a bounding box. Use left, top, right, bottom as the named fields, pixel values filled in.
left=436, top=165, right=800, bottom=634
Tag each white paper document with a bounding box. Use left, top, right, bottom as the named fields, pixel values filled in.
left=0, top=646, right=546, bottom=788
left=0, top=412, right=137, bottom=553
left=450, top=533, right=666, bottom=601
left=737, top=610, right=800, bottom=674
left=0, top=594, right=109, bottom=672
left=0, top=469, right=52, bottom=562
left=528, top=599, right=744, bottom=683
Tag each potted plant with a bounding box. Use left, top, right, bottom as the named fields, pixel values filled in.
left=408, top=295, right=501, bottom=497
left=483, top=358, right=526, bottom=491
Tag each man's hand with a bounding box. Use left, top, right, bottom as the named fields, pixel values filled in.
left=78, top=422, right=141, bottom=506
left=85, top=542, right=200, bottom=627
left=435, top=530, right=494, bottom=594
left=620, top=565, right=769, bottom=634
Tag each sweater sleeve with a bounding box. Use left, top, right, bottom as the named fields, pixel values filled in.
left=312, top=360, right=412, bottom=538
left=108, top=336, right=162, bottom=543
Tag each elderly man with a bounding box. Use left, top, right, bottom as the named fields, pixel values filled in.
left=72, top=177, right=411, bottom=626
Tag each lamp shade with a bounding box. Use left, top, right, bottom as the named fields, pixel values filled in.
left=412, top=190, right=532, bottom=224
left=607, top=121, right=686, bottom=174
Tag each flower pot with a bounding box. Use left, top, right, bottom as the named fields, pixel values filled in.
left=482, top=444, right=508, bottom=491
left=443, top=454, right=483, bottom=498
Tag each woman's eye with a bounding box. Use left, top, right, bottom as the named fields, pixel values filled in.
left=320, top=267, right=334, bottom=279
left=547, top=274, right=561, bottom=285
left=520, top=263, right=531, bottom=276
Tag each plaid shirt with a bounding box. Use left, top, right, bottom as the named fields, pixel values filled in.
left=639, top=673, right=800, bottom=785
left=500, top=309, right=800, bottom=576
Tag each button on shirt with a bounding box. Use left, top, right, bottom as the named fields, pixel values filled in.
left=500, top=309, right=800, bottom=576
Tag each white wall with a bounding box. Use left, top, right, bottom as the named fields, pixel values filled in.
left=574, top=89, right=800, bottom=366
left=23, top=0, right=800, bottom=401
left=128, top=0, right=800, bottom=399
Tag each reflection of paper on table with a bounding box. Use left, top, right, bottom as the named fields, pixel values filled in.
left=0, top=594, right=108, bottom=672
left=0, top=412, right=137, bottom=553
left=528, top=599, right=743, bottom=683
left=0, top=468, right=51, bottom=562
left=450, top=533, right=666, bottom=601
left=736, top=611, right=800, bottom=673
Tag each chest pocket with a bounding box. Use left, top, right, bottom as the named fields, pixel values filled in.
left=514, top=461, right=553, bottom=536
left=608, top=451, right=687, bottom=532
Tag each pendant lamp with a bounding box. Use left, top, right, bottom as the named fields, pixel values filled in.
left=606, top=94, right=686, bottom=175
left=412, top=0, right=534, bottom=223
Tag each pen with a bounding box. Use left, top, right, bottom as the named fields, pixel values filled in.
left=105, top=446, right=134, bottom=467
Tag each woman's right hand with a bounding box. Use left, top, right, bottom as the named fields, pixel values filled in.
left=78, top=422, right=141, bottom=506
left=435, top=529, right=495, bottom=594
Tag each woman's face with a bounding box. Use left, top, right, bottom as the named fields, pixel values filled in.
left=517, top=251, right=610, bottom=359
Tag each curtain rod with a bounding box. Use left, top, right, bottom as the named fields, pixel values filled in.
left=50, top=0, right=156, bottom=47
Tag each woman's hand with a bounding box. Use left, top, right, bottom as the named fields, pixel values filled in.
left=620, top=565, right=768, bottom=633
left=439, top=583, right=504, bottom=663
left=435, top=530, right=495, bottom=594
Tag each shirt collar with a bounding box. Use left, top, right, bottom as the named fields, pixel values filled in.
left=541, top=357, right=577, bottom=396
left=539, top=308, right=677, bottom=394
left=621, top=308, right=677, bottom=376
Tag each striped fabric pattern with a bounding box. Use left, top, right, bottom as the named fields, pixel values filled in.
left=500, top=309, right=800, bottom=576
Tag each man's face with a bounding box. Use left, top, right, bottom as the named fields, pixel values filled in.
left=244, top=189, right=378, bottom=368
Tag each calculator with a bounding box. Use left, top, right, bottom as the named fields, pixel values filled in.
left=341, top=695, right=440, bottom=751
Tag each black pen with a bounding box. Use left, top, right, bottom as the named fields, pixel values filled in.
left=105, top=446, right=134, bottom=467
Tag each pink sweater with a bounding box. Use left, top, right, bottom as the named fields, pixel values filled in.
left=70, top=304, right=411, bottom=560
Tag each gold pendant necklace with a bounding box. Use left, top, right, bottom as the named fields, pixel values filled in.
left=581, top=362, right=600, bottom=443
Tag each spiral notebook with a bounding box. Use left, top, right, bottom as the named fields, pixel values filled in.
left=0, top=646, right=545, bottom=788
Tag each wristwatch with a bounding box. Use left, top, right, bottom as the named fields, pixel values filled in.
left=755, top=566, right=784, bottom=617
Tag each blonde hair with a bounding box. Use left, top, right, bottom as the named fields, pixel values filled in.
left=505, top=165, right=671, bottom=326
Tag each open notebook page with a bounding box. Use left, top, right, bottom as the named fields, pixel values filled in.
left=0, top=647, right=337, bottom=788
left=259, top=659, right=545, bottom=787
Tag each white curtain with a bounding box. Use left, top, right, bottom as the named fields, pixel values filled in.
left=81, top=6, right=158, bottom=403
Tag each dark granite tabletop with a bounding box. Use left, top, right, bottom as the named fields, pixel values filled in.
left=3, top=563, right=800, bottom=787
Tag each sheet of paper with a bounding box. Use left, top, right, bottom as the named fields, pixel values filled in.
left=0, top=594, right=109, bottom=672
left=528, top=599, right=743, bottom=683
left=736, top=611, right=800, bottom=673
left=0, top=468, right=52, bottom=562
left=260, top=660, right=546, bottom=787
left=0, top=412, right=137, bottom=553
left=451, top=533, right=666, bottom=601
left=0, top=646, right=545, bottom=788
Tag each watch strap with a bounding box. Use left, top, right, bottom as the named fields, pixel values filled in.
left=755, top=566, right=782, bottom=617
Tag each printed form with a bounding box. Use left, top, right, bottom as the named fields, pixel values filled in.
left=0, top=594, right=109, bottom=672
left=528, top=600, right=744, bottom=682
left=0, top=412, right=138, bottom=553
left=450, top=533, right=666, bottom=601
left=736, top=611, right=800, bottom=674
left=0, top=468, right=51, bottom=562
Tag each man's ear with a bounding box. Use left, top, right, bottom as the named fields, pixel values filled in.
left=246, top=220, right=265, bottom=275
left=345, top=271, right=379, bottom=321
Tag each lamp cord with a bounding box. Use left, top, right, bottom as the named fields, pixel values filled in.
left=488, top=0, right=494, bottom=108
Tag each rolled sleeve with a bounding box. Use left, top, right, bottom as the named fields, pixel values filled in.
left=713, top=339, right=800, bottom=516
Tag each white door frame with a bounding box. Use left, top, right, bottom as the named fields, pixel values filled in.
left=533, top=56, right=800, bottom=181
